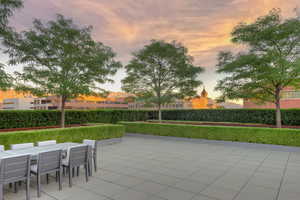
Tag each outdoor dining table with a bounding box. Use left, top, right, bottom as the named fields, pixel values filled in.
left=0, top=151, right=11, bottom=158
left=0, top=142, right=81, bottom=159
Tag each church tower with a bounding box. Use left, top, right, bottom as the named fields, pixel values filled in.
left=201, top=87, right=208, bottom=98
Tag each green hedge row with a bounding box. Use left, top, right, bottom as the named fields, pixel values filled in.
left=0, top=124, right=125, bottom=149
left=148, top=109, right=300, bottom=125
left=1, top=109, right=300, bottom=129
left=0, top=110, right=149, bottom=129
left=120, top=122, right=300, bottom=147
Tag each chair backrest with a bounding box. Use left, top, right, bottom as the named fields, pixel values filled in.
left=0, top=145, right=4, bottom=151
left=68, top=145, right=89, bottom=167
left=0, top=154, right=31, bottom=184
left=83, top=139, right=96, bottom=149
left=37, top=149, right=62, bottom=174
left=83, top=139, right=98, bottom=158
left=37, top=140, right=57, bottom=146
left=10, top=143, right=34, bottom=150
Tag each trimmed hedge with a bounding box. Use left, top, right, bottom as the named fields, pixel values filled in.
left=149, top=109, right=300, bottom=125
left=0, top=110, right=149, bottom=129
left=1, top=109, right=300, bottom=129
left=120, top=122, right=300, bottom=147
left=0, top=124, right=124, bottom=149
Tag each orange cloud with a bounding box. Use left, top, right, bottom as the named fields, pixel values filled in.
left=53, top=0, right=298, bottom=66
left=9, top=0, right=300, bottom=97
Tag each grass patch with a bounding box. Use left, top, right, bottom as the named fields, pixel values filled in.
left=147, top=120, right=266, bottom=126
left=120, top=122, right=300, bottom=147
left=0, top=124, right=124, bottom=149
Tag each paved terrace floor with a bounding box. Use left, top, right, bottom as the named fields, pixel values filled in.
left=5, top=134, right=300, bottom=200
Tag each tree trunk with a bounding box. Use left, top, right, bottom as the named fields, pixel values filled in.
left=60, top=96, right=66, bottom=128
left=275, top=88, right=282, bottom=128
left=158, top=103, right=162, bottom=122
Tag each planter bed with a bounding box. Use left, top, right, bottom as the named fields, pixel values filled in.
left=120, top=122, right=300, bottom=147
left=147, top=120, right=300, bottom=129
left=0, top=124, right=90, bottom=133
left=0, top=124, right=125, bottom=149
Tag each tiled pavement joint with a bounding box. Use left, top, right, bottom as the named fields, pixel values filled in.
left=275, top=152, right=291, bottom=200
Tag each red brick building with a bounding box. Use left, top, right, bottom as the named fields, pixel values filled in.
left=244, top=87, right=300, bottom=109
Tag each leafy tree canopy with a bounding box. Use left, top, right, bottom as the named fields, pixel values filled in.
left=3, top=14, right=121, bottom=126
left=122, top=40, right=204, bottom=120
left=5, top=14, right=121, bottom=97
left=0, top=0, right=23, bottom=90
left=215, top=9, right=300, bottom=127
left=0, top=0, right=23, bottom=28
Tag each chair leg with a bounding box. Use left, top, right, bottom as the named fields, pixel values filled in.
left=58, top=170, right=62, bottom=191
left=63, top=167, right=65, bottom=176
left=72, top=168, right=75, bottom=177
left=46, top=174, right=49, bottom=184
left=37, top=175, right=41, bottom=197
left=56, top=172, right=58, bottom=182
left=14, top=182, right=18, bottom=193
left=68, top=167, right=72, bottom=187
left=0, top=184, right=3, bottom=200
left=94, top=156, right=97, bottom=172
left=26, top=177, right=30, bottom=200
left=88, top=161, right=92, bottom=176
left=85, top=164, right=89, bottom=182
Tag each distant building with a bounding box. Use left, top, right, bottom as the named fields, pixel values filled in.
left=33, top=97, right=58, bottom=110
left=0, top=90, right=131, bottom=110
left=129, top=88, right=217, bottom=110
left=33, top=93, right=130, bottom=110
left=244, top=87, right=300, bottom=109
left=217, top=102, right=243, bottom=109
left=3, top=98, right=35, bottom=110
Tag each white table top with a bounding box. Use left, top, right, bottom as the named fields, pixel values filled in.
left=0, top=142, right=80, bottom=159
left=0, top=151, right=11, bottom=158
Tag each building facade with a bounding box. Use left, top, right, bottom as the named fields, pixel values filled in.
left=3, top=98, right=35, bottom=110
left=33, top=93, right=129, bottom=110
left=244, top=87, right=300, bottom=109
left=129, top=88, right=217, bottom=110
left=0, top=91, right=130, bottom=110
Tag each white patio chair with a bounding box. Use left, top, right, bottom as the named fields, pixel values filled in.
left=37, top=140, right=57, bottom=146
left=10, top=143, right=34, bottom=150
left=0, top=145, right=4, bottom=151
left=62, top=145, right=89, bottom=187
left=83, top=139, right=99, bottom=172
left=0, top=154, right=31, bottom=200
left=31, top=149, right=62, bottom=197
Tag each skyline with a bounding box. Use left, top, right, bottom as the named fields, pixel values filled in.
left=2, top=0, right=300, bottom=98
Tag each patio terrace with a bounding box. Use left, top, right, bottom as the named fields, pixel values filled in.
left=5, top=134, right=300, bottom=200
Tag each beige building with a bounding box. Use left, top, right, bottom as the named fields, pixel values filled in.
left=3, top=98, right=35, bottom=110
left=0, top=90, right=131, bottom=110
left=33, top=93, right=129, bottom=110
left=129, top=88, right=217, bottom=110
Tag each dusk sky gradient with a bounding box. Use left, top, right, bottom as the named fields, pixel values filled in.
left=3, top=0, right=300, bottom=98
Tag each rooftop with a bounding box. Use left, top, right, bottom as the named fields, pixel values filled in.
left=5, top=134, right=300, bottom=200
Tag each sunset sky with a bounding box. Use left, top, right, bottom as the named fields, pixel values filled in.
left=4, top=0, right=300, bottom=98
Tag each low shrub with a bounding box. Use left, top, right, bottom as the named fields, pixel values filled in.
left=0, top=124, right=124, bottom=149
left=2, top=109, right=300, bottom=129
left=0, top=110, right=149, bottom=129
left=120, top=122, right=300, bottom=147
left=149, top=109, right=300, bottom=125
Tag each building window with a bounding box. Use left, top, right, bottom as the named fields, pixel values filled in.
left=41, top=100, right=51, bottom=104
left=282, top=90, right=300, bottom=99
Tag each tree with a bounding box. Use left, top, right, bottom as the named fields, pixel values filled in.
left=215, top=9, right=300, bottom=128
left=0, top=0, right=23, bottom=90
left=122, top=40, right=204, bottom=121
left=0, top=0, right=23, bottom=28
left=4, top=15, right=121, bottom=127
